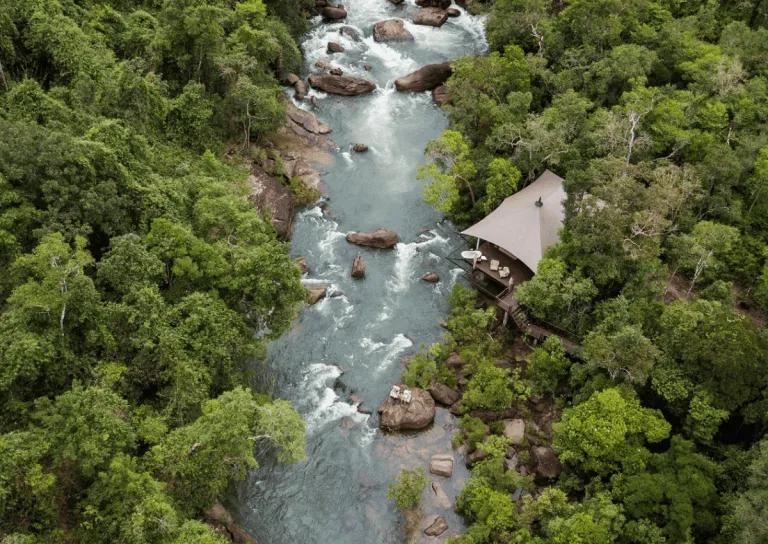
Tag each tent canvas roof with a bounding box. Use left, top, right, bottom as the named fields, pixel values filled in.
left=461, top=170, right=566, bottom=273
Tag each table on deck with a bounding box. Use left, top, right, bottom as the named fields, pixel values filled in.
left=468, top=242, right=534, bottom=289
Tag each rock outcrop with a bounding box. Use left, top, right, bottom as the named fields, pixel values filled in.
left=373, top=19, right=414, bottom=42
left=414, top=7, right=449, bottom=27
left=378, top=386, right=435, bottom=430
left=295, top=257, right=309, bottom=274
left=247, top=165, right=295, bottom=239
left=429, top=453, right=454, bottom=477
left=204, top=504, right=260, bottom=544
left=327, top=41, right=345, bottom=53
left=285, top=101, right=332, bottom=135
left=428, top=381, right=460, bottom=405
left=308, top=75, right=376, bottom=96
left=531, top=446, right=564, bottom=479
left=395, top=62, right=452, bottom=92
left=351, top=254, right=366, bottom=278
left=346, top=228, right=399, bottom=248
left=432, top=84, right=451, bottom=105
left=322, top=6, right=347, bottom=19
left=503, top=419, right=526, bottom=445
left=416, top=0, right=451, bottom=7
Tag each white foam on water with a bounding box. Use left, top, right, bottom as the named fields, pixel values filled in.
left=301, top=363, right=368, bottom=433
left=360, top=36, right=418, bottom=73
left=341, top=151, right=354, bottom=165
left=375, top=333, right=414, bottom=374
left=360, top=337, right=387, bottom=351
left=386, top=232, right=449, bottom=293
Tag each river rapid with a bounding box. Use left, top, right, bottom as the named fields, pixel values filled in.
left=233, top=2, right=488, bottom=541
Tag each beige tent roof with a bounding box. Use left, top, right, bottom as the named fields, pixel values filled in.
left=461, top=170, right=566, bottom=273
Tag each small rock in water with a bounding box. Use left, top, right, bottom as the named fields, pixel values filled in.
left=352, top=143, right=369, bottom=152
left=315, top=59, right=332, bottom=71
left=373, top=19, right=414, bottom=42
left=286, top=73, right=300, bottom=85
left=430, top=454, right=454, bottom=478
left=330, top=290, right=344, bottom=298
left=447, top=7, right=461, bottom=16
left=422, top=273, right=440, bottom=283
left=350, top=394, right=363, bottom=404
left=307, top=286, right=327, bottom=305
left=351, top=254, right=366, bottom=278
left=329, top=67, right=343, bottom=76
left=310, top=96, right=319, bottom=107
left=327, top=41, right=345, bottom=53
left=340, top=26, right=360, bottom=41
left=357, top=404, right=373, bottom=415
left=294, top=80, right=308, bottom=100
left=322, top=6, right=347, bottom=20
left=363, top=65, right=373, bottom=71
left=295, top=256, right=309, bottom=274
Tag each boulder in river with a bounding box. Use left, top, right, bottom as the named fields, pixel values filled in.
left=378, top=386, right=435, bottom=430
left=395, top=62, right=452, bottom=92
left=340, top=26, right=361, bottom=41
left=286, top=73, right=300, bottom=85
left=447, top=7, right=461, bottom=16
left=414, top=7, right=450, bottom=27
left=416, top=0, right=451, bottom=7
left=373, top=19, right=414, bottom=42
left=432, top=84, right=451, bottom=106
left=363, top=64, right=373, bottom=71
left=322, top=6, right=347, bottom=19
left=308, top=75, right=376, bottom=96
left=295, top=257, right=309, bottom=274
left=352, top=143, right=369, bottom=152
left=315, top=59, right=332, bottom=71
left=428, top=381, right=460, bottom=405
left=247, top=164, right=295, bottom=239
left=307, top=286, right=328, bottom=305
left=285, top=100, right=332, bottom=135
left=346, top=228, right=399, bottom=248
left=531, top=446, right=564, bottom=479
left=351, top=254, right=366, bottom=278
left=294, top=79, right=308, bottom=100
left=204, top=504, right=260, bottom=544
left=421, top=273, right=440, bottom=283
left=424, top=516, right=449, bottom=537
left=429, top=453, right=454, bottom=477
left=329, top=67, right=344, bottom=76
left=327, top=41, right=345, bottom=53
left=389, top=0, right=405, bottom=4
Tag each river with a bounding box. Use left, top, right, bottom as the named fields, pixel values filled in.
left=233, top=2, right=488, bottom=541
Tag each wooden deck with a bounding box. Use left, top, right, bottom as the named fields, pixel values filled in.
left=452, top=241, right=581, bottom=355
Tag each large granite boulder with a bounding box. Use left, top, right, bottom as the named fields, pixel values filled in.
left=531, top=446, right=564, bottom=479
left=373, top=19, right=414, bottom=42
left=395, top=62, right=452, bottom=92
left=346, top=228, right=399, bottom=248
left=285, top=101, right=332, bottom=135
left=413, top=7, right=449, bottom=27
left=416, top=0, right=451, bottom=7
left=429, top=453, right=454, bottom=477
left=308, top=75, right=376, bottom=96
left=378, top=387, right=435, bottom=430
left=322, top=6, right=347, bottom=19
left=428, top=381, right=460, bottom=405
left=503, top=419, right=526, bottom=445
left=247, top=165, right=295, bottom=239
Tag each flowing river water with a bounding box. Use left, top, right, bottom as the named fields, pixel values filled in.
left=234, top=2, right=488, bottom=541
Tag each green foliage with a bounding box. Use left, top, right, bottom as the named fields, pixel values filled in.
left=287, top=176, right=322, bottom=207
left=401, top=353, right=438, bottom=389
left=724, top=438, right=768, bottom=544
left=462, top=365, right=531, bottom=413
left=387, top=468, right=428, bottom=510
left=528, top=336, right=571, bottom=393
left=0, top=0, right=307, bottom=538
left=457, top=415, right=489, bottom=451
left=553, top=388, right=671, bottom=476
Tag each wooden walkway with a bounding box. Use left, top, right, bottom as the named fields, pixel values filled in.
left=498, top=290, right=580, bottom=355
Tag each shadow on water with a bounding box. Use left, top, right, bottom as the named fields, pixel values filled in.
left=232, top=1, right=487, bottom=541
